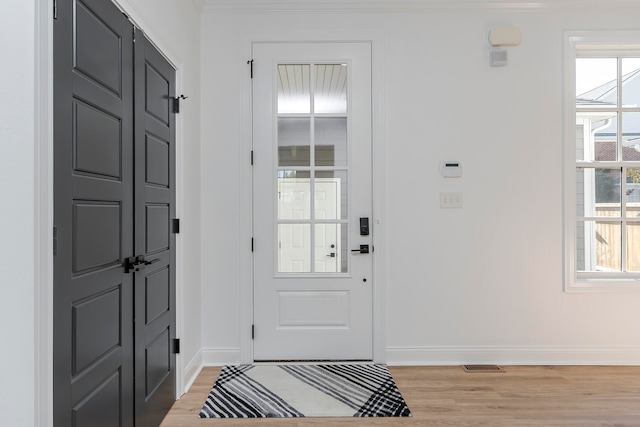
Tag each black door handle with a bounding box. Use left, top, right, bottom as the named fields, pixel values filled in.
left=351, top=244, right=369, bottom=254
left=123, top=256, right=145, bottom=273
left=123, top=256, right=161, bottom=273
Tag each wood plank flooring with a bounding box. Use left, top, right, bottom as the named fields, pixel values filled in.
left=159, top=365, right=640, bottom=426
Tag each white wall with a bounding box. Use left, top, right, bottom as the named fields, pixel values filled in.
left=200, top=2, right=640, bottom=365
left=0, top=2, right=37, bottom=425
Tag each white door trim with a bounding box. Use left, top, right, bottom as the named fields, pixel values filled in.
left=238, top=30, right=387, bottom=364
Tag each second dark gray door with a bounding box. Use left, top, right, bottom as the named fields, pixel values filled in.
left=133, top=32, right=177, bottom=427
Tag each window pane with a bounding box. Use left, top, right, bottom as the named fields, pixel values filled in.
left=576, top=117, right=619, bottom=162
left=596, top=221, right=622, bottom=271
left=622, top=58, right=640, bottom=107
left=596, top=168, right=621, bottom=216
left=315, top=171, right=347, bottom=220
left=576, top=220, right=622, bottom=272
left=278, top=118, right=310, bottom=166
left=315, top=118, right=347, bottom=166
left=278, top=64, right=310, bottom=114
left=621, top=112, right=640, bottom=161
left=627, top=167, right=640, bottom=208
left=278, top=170, right=310, bottom=220
left=576, top=58, right=617, bottom=107
left=278, top=224, right=311, bottom=273
left=627, top=222, right=640, bottom=272
left=314, top=224, right=347, bottom=273
left=576, top=168, right=622, bottom=217
left=593, top=114, right=618, bottom=161
left=314, top=64, right=347, bottom=114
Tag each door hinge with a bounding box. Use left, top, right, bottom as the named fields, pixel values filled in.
left=53, top=0, right=58, bottom=19
left=172, top=338, right=180, bottom=354
left=251, top=325, right=255, bottom=340
left=53, top=226, right=57, bottom=256
left=172, top=218, right=180, bottom=234
left=251, top=238, right=254, bottom=252
left=247, top=59, right=254, bottom=78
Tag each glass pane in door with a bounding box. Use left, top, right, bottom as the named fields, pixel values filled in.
left=278, top=224, right=311, bottom=273
left=278, top=170, right=310, bottom=220
left=278, top=64, right=310, bottom=114
left=314, top=224, right=347, bottom=273
left=315, top=118, right=347, bottom=166
left=278, top=118, right=310, bottom=166
left=315, top=171, right=347, bottom=220
left=314, top=64, right=347, bottom=114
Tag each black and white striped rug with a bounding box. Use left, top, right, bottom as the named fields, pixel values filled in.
left=198, top=364, right=412, bottom=418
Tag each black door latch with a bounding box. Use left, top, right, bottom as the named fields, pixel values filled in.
left=123, top=256, right=160, bottom=273
left=351, top=244, right=370, bottom=254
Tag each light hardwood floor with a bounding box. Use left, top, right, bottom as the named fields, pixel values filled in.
left=160, top=365, right=640, bottom=426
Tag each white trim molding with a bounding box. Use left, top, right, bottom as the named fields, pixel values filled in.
left=182, top=349, right=204, bottom=394
left=204, top=0, right=640, bottom=13
left=202, top=348, right=242, bottom=366
left=387, top=345, right=640, bottom=366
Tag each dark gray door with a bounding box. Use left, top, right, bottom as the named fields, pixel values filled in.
left=54, top=1, right=177, bottom=426
left=133, top=32, right=177, bottom=427
left=53, top=0, right=134, bottom=426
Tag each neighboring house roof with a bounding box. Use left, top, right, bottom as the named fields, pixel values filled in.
left=578, top=68, right=640, bottom=104
left=594, top=140, right=640, bottom=161
left=576, top=98, right=614, bottom=106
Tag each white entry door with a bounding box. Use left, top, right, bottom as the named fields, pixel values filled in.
left=252, top=42, right=373, bottom=361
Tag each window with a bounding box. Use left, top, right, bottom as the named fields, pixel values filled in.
left=564, top=32, right=640, bottom=290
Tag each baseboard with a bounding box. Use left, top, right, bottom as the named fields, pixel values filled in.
left=386, top=345, right=640, bottom=366
left=182, top=349, right=203, bottom=394
left=202, top=347, right=242, bottom=366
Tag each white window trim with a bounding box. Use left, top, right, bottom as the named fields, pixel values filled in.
left=564, top=31, right=640, bottom=292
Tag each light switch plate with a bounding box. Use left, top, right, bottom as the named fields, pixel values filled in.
left=440, top=192, right=463, bottom=208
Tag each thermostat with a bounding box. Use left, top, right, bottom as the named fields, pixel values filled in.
left=441, top=162, right=463, bottom=178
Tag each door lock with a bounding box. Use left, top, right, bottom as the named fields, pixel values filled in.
left=351, top=244, right=370, bottom=254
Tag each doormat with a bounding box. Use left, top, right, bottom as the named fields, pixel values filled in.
left=198, top=364, right=412, bottom=418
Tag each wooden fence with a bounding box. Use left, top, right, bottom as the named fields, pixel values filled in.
left=596, top=204, right=640, bottom=271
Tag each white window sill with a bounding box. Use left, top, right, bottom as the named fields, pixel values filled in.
left=566, top=275, right=640, bottom=292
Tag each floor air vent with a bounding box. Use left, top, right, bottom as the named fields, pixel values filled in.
left=461, top=364, right=504, bottom=373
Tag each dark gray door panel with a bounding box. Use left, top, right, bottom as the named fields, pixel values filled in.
left=134, top=32, right=177, bottom=427
left=54, top=0, right=134, bottom=426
